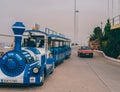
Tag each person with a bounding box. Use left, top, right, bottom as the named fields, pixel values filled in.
left=39, top=40, right=44, bottom=47
left=28, top=38, right=36, bottom=47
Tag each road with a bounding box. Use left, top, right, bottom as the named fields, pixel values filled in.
left=0, top=47, right=120, bottom=92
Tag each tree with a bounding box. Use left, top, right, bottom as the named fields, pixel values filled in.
left=104, top=19, right=111, bottom=37
left=93, top=26, right=103, bottom=39
left=102, top=19, right=120, bottom=58
left=89, top=26, right=102, bottom=50
left=89, top=26, right=103, bottom=41
left=89, top=34, right=97, bottom=41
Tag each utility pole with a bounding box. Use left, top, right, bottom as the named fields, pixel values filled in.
left=74, top=0, right=79, bottom=45
left=101, top=22, right=103, bottom=31
left=108, top=0, right=110, bottom=18
left=119, top=0, right=120, bottom=15
left=74, top=0, right=76, bottom=45
left=112, top=0, right=114, bottom=17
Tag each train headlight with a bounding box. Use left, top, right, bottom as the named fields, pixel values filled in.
left=33, top=67, right=39, bottom=74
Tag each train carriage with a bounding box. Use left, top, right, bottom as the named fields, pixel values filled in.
left=45, top=28, right=71, bottom=66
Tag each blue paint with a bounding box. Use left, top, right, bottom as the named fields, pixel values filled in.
left=12, top=22, right=25, bottom=50
left=1, top=50, right=26, bottom=77
left=26, top=47, right=40, bottom=55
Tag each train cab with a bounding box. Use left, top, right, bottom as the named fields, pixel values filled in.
left=0, top=22, right=54, bottom=86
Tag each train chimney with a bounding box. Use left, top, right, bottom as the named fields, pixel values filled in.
left=12, top=22, right=25, bottom=50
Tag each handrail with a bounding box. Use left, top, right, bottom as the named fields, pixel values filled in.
left=45, top=28, right=65, bottom=37
left=110, top=15, right=120, bottom=25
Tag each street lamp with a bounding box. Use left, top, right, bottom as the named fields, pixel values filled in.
left=101, top=22, right=103, bottom=31
left=74, top=0, right=79, bottom=45
left=112, top=0, right=114, bottom=17
left=119, top=0, right=120, bottom=14
left=108, top=0, right=110, bottom=18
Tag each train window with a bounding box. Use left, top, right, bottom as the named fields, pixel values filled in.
left=54, top=41, right=59, bottom=47
left=22, top=38, right=28, bottom=47
left=22, top=38, right=36, bottom=47
left=66, top=42, right=70, bottom=47
left=29, top=35, right=45, bottom=48
left=28, top=39, right=36, bottom=47
left=38, top=40, right=44, bottom=48
left=60, top=41, right=63, bottom=47
left=22, top=32, right=45, bottom=48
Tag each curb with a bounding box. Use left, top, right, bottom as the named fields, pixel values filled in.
left=94, top=50, right=120, bottom=63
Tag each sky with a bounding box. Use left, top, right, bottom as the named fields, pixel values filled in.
left=0, top=0, right=120, bottom=44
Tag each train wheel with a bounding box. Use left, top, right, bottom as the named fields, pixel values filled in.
left=53, top=62, right=55, bottom=70
left=50, top=62, right=55, bottom=74
left=40, top=71, right=45, bottom=86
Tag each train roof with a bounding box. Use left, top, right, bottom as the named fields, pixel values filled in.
left=49, top=34, right=71, bottom=41
left=25, top=30, right=47, bottom=35
left=25, top=29, right=71, bottom=41
left=45, top=28, right=71, bottom=41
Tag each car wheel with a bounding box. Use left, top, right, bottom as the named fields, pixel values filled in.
left=91, top=53, right=93, bottom=58
left=91, top=55, right=93, bottom=58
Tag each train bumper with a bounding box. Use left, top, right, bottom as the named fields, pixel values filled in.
left=0, top=76, right=42, bottom=85
left=23, top=76, right=42, bottom=85
left=0, top=70, right=24, bottom=84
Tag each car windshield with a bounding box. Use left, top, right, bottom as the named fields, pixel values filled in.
left=80, top=46, right=90, bottom=50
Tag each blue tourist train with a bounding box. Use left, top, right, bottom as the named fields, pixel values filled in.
left=0, top=22, right=71, bottom=86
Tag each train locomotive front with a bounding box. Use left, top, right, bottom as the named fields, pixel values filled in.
left=0, top=22, right=54, bottom=85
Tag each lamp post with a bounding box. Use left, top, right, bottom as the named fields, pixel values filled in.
left=108, top=0, right=110, bottom=18
left=112, top=0, right=114, bottom=17
left=119, top=0, right=120, bottom=14
left=101, top=22, right=103, bottom=31
left=74, top=0, right=79, bottom=45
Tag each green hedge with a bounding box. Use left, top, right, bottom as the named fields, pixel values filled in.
left=102, top=28, right=120, bottom=58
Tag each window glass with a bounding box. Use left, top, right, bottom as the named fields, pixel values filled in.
left=22, top=32, right=45, bottom=48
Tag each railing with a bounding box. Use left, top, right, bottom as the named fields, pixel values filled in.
left=45, top=28, right=57, bottom=35
left=45, top=28, right=65, bottom=37
left=110, top=15, right=120, bottom=25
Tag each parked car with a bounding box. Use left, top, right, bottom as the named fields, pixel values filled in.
left=78, top=46, right=93, bottom=58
